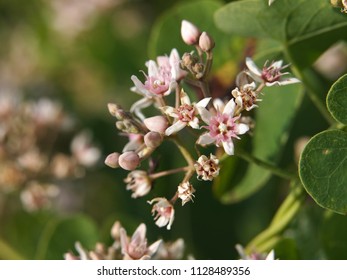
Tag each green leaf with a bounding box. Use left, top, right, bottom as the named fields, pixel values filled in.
left=327, top=74, right=347, bottom=125
left=148, top=0, right=246, bottom=73
left=214, top=0, right=268, bottom=38
left=299, top=129, right=347, bottom=214
left=216, top=83, right=302, bottom=203
left=39, top=215, right=99, bottom=260
left=322, top=211, right=347, bottom=259
left=215, top=0, right=347, bottom=68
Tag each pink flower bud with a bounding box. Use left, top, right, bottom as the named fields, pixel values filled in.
left=143, top=116, right=168, bottom=134
left=181, top=20, right=201, bottom=45
left=118, top=151, right=140, bottom=171
left=199, top=31, right=215, bottom=53
left=144, top=131, right=163, bottom=148
left=104, top=152, right=120, bottom=168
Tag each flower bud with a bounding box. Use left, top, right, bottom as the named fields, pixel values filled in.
left=118, top=151, right=140, bottom=171
left=198, top=31, right=215, bottom=53
left=143, top=116, right=168, bottom=134
left=144, top=131, right=163, bottom=148
left=111, top=221, right=122, bottom=240
left=181, top=20, right=201, bottom=45
left=104, top=152, right=120, bottom=168
left=108, top=103, right=126, bottom=119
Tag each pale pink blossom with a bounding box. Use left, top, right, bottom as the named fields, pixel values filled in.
left=232, top=81, right=260, bottom=111
left=131, top=49, right=186, bottom=120
left=245, top=57, right=300, bottom=87
left=124, top=170, right=152, bottom=198
left=177, top=182, right=195, bottom=206
left=162, top=90, right=210, bottom=136
left=148, top=197, right=175, bottom=230
left=194, top=154, right=220, bottom=181
left=120, top=223, right=162, bottom=260
left=196, top=99, right=249, bottom=155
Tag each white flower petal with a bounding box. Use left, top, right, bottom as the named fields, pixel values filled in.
left=196, top=97, right=211, bottom=108
left=223, top=99, right=236, bottom=115
left=236, top=123, right=249, bottom=135
left=180, top=90, right=191, bottom=105
left=197, top=133, right=215, bottom=145
left=272, top=60, right=283, bottom=68
left=130, top=97, right=153, bottom=120
left=147, top=239, right=162, bottom=256
left=265, top=250, right=275, bottom=260
left=212, top=98, right=225, bottom=111
left=161, top=106, right=177, bottom=117
left=223, top=141, right=235, bottom=155
left=245, top=57, right=262, bottom=77
left=131, top=75, right=150, bottom=97
left=235, top=95, right=243, bottom=108
left=189, top=118, right=200, bottom=129
left=131, top=223, right=146, bottom=244
left=165, top=121, right=186, bottom=136
left=147, top=60, right=159, bottom=77
left=197, top=106, right=212, bottom=124
left=268, top=0, right=277, bottom=5
left=278, top=77, right=301, bottom=86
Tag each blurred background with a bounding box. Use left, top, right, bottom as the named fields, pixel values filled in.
left=1, top=0, right=346, bottom=260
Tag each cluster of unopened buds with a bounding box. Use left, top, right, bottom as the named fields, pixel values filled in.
left=105, top=20, right=300, bottom=230
left=64, top=220, right=188, bottom=260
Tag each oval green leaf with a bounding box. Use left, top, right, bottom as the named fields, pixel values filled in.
left=299, top=129, right=347, bottom=214
left=327, top=74, right=347, bottom=125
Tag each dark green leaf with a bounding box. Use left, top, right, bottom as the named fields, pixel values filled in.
left=40, top=215, right=99, bottom=260
left=215, top=0, right=347, bottom=68
left=327, top=74, right=347, bottom=124
left=299, top=129, right=347, bottom=214
left=214, top=0, right=268, bottom=38
left=322, top=211, right=347, bottom=259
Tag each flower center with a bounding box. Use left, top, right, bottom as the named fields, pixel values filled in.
left=177, top=104, right=195, bottom=122
left=207, top=113, right=239, bottom=144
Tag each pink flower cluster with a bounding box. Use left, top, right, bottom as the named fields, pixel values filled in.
left=105, top=20, right=300, bottom=230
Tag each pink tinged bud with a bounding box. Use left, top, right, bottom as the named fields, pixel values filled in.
left=143, top=116, right=168, bottom=134
left=118, top=151, right=140, bottom=171
left=198, top=32, right=215, bottom=53
left=144, top=131, right=163, bottom=148
left=181, top=20, right=201, bottom=45
left=104, top=152, right=120, bottom=168
left=107, top=103, right=119, bottom=117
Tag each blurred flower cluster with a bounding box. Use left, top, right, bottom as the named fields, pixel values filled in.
left=105, top=20, right=300, bottom=230
left=0, top=89, right=100, bottom=212
left=65, top=220, right=188, bottom=260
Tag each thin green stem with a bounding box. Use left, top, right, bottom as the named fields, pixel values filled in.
left=284, top=49, right=335, bottom=125
left=170, top=136, right=195, bottom=182
left=220, top=149, right=297, bottom=181
left=150, top=166, right=190, bottom=180
left=245, top=183, right=305, bottom=254
left=0, top=238, right=24, bottom=260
